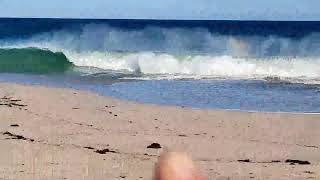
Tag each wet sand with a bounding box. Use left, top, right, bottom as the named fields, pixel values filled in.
left=0, top=82, right=319, bottom=180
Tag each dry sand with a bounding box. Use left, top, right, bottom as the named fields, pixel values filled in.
left=0, top=82, right=319, bottom=180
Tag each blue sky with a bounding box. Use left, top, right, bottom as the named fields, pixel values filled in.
left=0, top=0, right=319, bottom=20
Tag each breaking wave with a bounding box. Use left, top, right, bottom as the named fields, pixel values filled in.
left=1, top=47, right=319, bottom=83
left=1, top=22, right=320, bottom=83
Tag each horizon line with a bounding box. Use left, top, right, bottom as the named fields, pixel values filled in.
left=0, top=16, right=319, bottom=22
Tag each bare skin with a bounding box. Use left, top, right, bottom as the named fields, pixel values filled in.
left=154, top=152, right=205, bottom=180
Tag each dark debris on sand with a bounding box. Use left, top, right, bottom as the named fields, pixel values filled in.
left=178, top=134, right=187, bottom=137
left=83, top=146, right=118, bottom=154
left=285, top=159, right=311, bottom=165
left=95, top=148, right=118, bottom=154
left=10, top=124, right=20, bottom=127
left=304, top=171, right=315, bottom=174
left=237, top=159, right=311, bottom=165
left=238, top=159, right=251, bottom=163
left=84, top=146, right=95, bottom=150
left=0, top=96, right=27, bottom=108
left=147, top=143, right=162, bottom=149
left=2, top=131, right=34, bottom=142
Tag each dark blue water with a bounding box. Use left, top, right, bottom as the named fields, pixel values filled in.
left=1, top=18, right=320, bottom=38
left=0, top=18, right=320, bottom=112
left=1, top=18, right=320, bottom=56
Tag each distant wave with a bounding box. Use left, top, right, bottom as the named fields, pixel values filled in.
left=2, top=23, right=320, bottom=57
left=0, top=48, right=73, bottom=73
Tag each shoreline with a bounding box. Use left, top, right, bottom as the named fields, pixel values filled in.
left=2, top=80, right=320, bottom=115
left=0, top=82, right=319, bottom=179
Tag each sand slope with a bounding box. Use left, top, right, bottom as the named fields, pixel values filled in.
left=0, top=83, right=319, bottom=180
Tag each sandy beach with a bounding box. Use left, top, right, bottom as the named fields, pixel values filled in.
left=0, top=82, right=319, bottom=180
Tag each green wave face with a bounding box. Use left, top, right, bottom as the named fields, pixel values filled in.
left=0, top=48, right=74, bottom=74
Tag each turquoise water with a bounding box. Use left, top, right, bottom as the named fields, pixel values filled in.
left=0, top=48, right=73, bottom=73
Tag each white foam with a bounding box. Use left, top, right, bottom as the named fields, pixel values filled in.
left=66, top=51, right=320, bottom=82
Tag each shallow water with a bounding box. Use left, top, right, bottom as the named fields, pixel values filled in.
left=1, top=74, right=319, bottom=113
left=103, top=79, right=320, bottom=112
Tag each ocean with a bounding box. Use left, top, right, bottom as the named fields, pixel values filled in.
left=0, top=18, right=320, bottom=112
